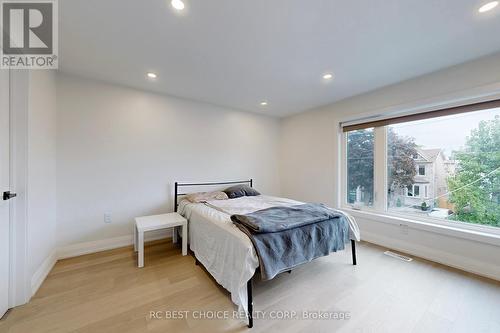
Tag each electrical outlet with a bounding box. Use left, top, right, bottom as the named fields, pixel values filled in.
left=104, top=212, right=112, bottom=224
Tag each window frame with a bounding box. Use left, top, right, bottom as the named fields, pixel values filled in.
left=340, top=121, right=500, bottom=237
left=418, top=165, right=426, bottom=176
left=406, top=184, right=422, bottom=198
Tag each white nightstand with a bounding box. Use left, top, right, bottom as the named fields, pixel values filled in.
left=134, top=212, right=187, bottom=268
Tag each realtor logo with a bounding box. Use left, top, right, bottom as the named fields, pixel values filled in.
left=1, top=0, right=58, bottom=68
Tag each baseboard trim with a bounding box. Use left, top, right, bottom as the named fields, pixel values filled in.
left=362, top=230, right=500, bottom=282
left=30, top=229, right=173, bottom=299
left=31, top=249, right=57, bottom=297
left=57, top=228, right=172, bottom=260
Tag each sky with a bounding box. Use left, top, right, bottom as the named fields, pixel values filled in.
left=392, top=107, right=500, bottom=158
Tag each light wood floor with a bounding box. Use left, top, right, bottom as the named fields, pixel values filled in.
left=1, top=240, right=499, bottom=333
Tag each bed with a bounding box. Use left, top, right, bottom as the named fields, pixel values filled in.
left=174, top=180, right=360, bottom=328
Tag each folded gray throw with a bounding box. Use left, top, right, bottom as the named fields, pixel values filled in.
left=232, top=203, right=349, bottom=280
left=230, top=203, right=340, bottom=233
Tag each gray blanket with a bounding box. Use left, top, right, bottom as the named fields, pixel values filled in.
left=230, top=203, right=340, bottom=233
left=231, top=204, right=350, bottom=281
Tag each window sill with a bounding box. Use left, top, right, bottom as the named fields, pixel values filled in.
left=341, top=207, right=500, bottom=247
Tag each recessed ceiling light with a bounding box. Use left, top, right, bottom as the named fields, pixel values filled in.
left=260, top=101, right=268, bottom=106
left=479, top=1, right=498, bottom=13
left=147, top=72, right=157, bottom=79
left=323, top=73, right=334, bottom=80
left=171, top=0, right=185, bottom=10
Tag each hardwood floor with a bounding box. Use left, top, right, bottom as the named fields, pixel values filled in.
left=1, top=239, right=499, bottom=333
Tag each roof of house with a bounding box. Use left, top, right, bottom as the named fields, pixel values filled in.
left=417, top=148, right=442, bottom=162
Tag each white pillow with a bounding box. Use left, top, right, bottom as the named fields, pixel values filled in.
left=185, top=191, right=228, bottom=203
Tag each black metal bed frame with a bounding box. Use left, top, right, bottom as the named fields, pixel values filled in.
left=174, top=179, right=357, bottom=329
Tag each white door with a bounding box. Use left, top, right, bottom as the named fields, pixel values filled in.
left=0, top=69, right=11, bottom=318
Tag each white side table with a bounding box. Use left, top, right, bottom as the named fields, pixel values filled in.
left=134, top=212, right=187, bottom=268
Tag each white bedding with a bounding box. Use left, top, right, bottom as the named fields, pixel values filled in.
left=178, top=195, right=360, bottom=317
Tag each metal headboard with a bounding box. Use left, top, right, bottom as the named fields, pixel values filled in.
left=174, top=179, right=253, bottom=212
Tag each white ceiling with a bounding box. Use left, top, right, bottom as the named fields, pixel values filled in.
left=59, top=0, right=500, bottom=117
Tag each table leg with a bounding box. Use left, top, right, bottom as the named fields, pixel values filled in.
left=133, top=225, right=137, bottom=252
left=172, top=226, right=178, bottom=244
left=182, top=223, right=187, bottom=256
left=138, top=230, right=144, bottom=268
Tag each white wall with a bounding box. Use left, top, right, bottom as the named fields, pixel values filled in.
left=56, top=74, right=281, bottom=247
left=279, top=52, right=500, bottom=280
left=27, top=71, right=58, bottom=294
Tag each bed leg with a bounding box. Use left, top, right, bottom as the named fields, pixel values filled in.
left=247, top=278, right=253, bottom=328
left=195, top=258, right=199, bottom=266
left=351, top=239, right=357, bottom=266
